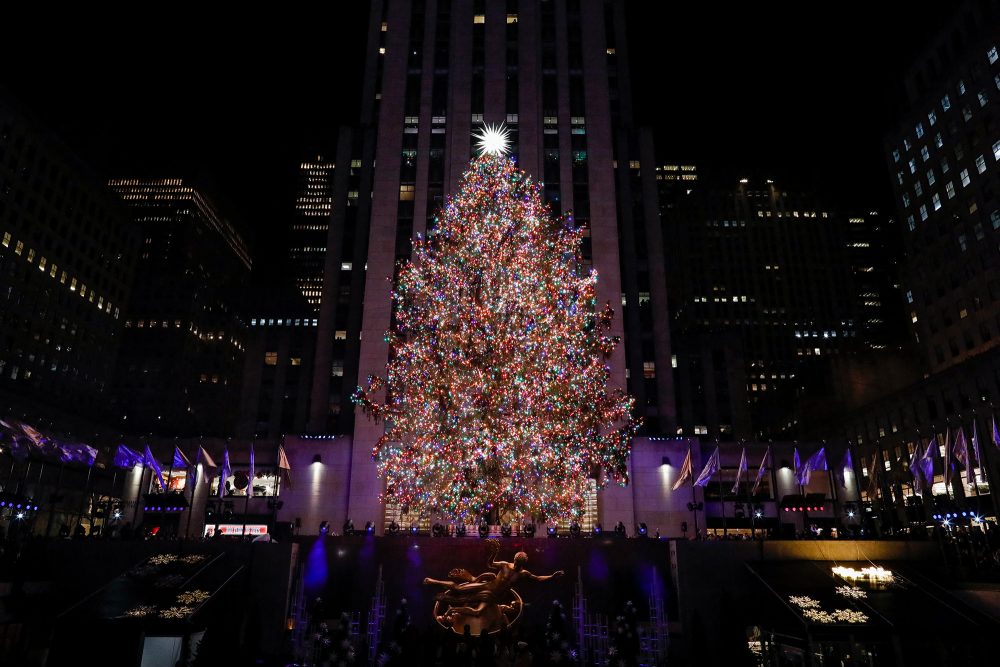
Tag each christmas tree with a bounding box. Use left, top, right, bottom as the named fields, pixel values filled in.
left=354, top=126, right=637, bottom=522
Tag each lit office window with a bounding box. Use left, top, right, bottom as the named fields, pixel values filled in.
left=920, top=146, right=930, bottom=161
left=994, top=140, right=1000, bottom=161
left=990, top=46, right=999, bottom=64
left=1, top=232, right=9, bottom=247
left=473, top=14, right=485, bottom=23
left=927, top=169, right=935, bottom=186
left=942, top=95, right=951, bottom=110
left=946, top=181, right=955, bottom=199
left=915, top=122, right=924, bottom=138
left=941, top=156, right=950, bottom=173
left=928, top=110, right=937, bottom=126
left=892, top=149, right=900, bottom=163
left=961, top=169, right=971, bottom=187
left=914, top=181, right=923, bottom=197
left=932, top=193, right=941, bottom=211
left=908, top=158, right=916, bottom=174
left=264, top=352, right=278, bottom=366
left=977, top=155, right=987, bottom=174
left=919, top=205, right=928, bottom=221
left=934, top=132, right=943, bottom=148
left=906, top=216, right=915, bottom=231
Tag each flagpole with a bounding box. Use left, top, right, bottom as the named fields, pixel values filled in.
left=132, top=439, right=148, bottom=526
left=717, top=441, right=726, bottom=538
left=185, top=437, right=200, bottom=540
left=984, top=405, right=999, bottom=521
left=165, top=438, right=176, bottom=497
left=242, top=436, right=256, bottom=540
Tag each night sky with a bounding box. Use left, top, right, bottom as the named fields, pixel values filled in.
left=1, top=4, right=940, bottom=284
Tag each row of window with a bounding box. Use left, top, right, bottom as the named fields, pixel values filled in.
left=892, top=51, right=1000, bottom=165
left=250, top=318, right=319, bottom=327
left=2, top=230, right=119, bottom=319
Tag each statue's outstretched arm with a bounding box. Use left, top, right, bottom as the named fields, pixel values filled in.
left=525, top=569, right=565, bottom=582
left=423, top=577, right=456, bottom=587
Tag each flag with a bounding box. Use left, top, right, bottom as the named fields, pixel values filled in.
left=277, top=444, right=292, bottom=489
left=953, top=426, right=970, bottom=473
left=671, top=447, right=693, bottom=491
left=694, top=447, right=721, bottom=488
left=218, top=448, right=231, bottom=498
left=143, top=445, right=166, bottom=492
left=943, top=429, right=953, bottom=490
left=793, top=447, right=801, bottom=484
left=197, top=445, right=217, bottom=469
left=751, top=446, right=771, bottom=496
left=908, top=444, right=924, bottom=496
left=795, top=447, right=828, bottom=486
left=867, top=451, right=880, bottom=499
left=173, top=446, right=191, bottom=469
left=731, top=447, right=748, bottom=494
left=993, top=415, right=1000, bottom=450
left=247, top=443, right=255, bottom=497
left=971, top=421, right=983, bottom=484
left=919, top=439, right=935, bottom=493
left=113, top=444, right=143, bottom=469
left=834, top=448, right=853, bottom=488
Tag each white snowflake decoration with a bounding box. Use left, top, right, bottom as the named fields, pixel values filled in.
left=835, top=585, right=868, bottom=599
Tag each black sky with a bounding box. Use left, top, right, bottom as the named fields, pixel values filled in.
left=1, top=4, right=941, bottom=283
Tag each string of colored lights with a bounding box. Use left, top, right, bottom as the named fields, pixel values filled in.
left=354, top=153, right=638, bottom=522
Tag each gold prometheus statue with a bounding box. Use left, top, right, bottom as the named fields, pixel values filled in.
left=424, top=538, right=564, bottom=635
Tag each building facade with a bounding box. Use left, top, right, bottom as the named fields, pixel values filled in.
left=841, top=0, right=1000, bottom=525
left=888, top=3, right=1000, bottom=373
left=237, top=286, right=318, bottom=439
left=109, top=179, right=251, bottom=436
left=333, top=0, right=676, bottom=532
left=660, top=172, right=865, bottom=439
left=0, top=93, right=138, bottom=421
left=289, top=156, right=336, bottom=311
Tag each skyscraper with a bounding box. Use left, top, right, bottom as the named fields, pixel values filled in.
left=660, top=172, right=865, bottom=438
left=289, top=157, right=336, bottom=310
left=0, top=93, right=138, bottom=421
left=109, top=179, right=251, bottom=436
left=339, top=0, right=673, bottom=530
left=889, top=3, right=1000, bottom=373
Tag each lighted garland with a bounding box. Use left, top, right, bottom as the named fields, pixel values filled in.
left=354, top=154, right=638, bottom=522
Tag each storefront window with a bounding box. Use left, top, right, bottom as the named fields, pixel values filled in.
left=210, top=467, right=280, bottom=497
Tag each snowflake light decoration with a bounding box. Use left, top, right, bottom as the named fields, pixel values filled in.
left=835, top=585, right=868, bottom=599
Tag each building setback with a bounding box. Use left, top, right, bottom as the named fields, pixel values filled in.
left=0, top=93, right=138, bottom=421
left=109, top=179, right=251, bottom=437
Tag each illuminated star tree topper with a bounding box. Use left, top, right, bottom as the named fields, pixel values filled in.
left=473, top=123, right=511, bottom=156
left=354, top=152, right=638, bottom=523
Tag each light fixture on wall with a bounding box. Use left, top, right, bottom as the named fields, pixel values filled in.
left=311, top=454, right=322, bottom=464
left=661, top=456, right=671, bottom=466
